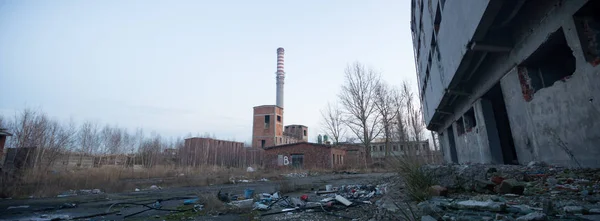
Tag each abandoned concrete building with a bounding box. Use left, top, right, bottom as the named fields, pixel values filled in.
left=251, top=48, right=309, bottom=149
left=411, top=0, right=600, bottom=167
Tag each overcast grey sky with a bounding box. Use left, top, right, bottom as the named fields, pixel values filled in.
left=0, top=0, right=417, bottom=143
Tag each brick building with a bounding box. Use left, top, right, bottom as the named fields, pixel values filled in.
left=251, top=48, right=309, bottom=149
left=181, top=137, right=260, bottom=167
left=264, top=142, right=346, bottom=170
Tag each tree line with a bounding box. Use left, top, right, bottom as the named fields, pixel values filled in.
left=0, top=109, right=196, bottom=168
left=320, top=62, right=437, bottom=164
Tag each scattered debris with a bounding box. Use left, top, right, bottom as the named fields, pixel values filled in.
left=149, top=185, right=161, bottom=190
left=229, top=199, right=253, bottom=209
left=413, top=163, right=600, bottom=221
left=246, top=167, right=255, bottom=172
left=6, top=205, right=30, bottom=210
left=183, top=198, right=199, bottom=205
left=335, top=195, right=352, bottom=206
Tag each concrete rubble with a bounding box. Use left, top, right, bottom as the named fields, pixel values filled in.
left=408, top=163, right=600, bottom=221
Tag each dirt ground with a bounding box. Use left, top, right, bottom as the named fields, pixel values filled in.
left=0, top=172, right=395, bottom=221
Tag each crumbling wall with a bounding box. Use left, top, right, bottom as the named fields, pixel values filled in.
left=452, top=100, right=494, bottom=164
left=500, top=19, right=600, bottom=167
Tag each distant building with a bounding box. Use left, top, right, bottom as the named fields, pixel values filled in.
left=263, top=142, right=346, bottom=170
left=411, top=0, right=600, bottom=167
left=251, top=48, right=309, bottom=149
left=0, top=128, right=12, bottom=170
left=181, top=137, right=249, bottom=167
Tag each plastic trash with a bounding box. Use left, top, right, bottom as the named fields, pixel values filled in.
left=153, top=200, right=162, bottom=209
left=272, top=192, right=280, bottom=199
left=246, top=167, right=255, bottom=172
left=183, top=198, right=199, bottom=205
left=135, top=188, right=140, bottom=192
left=150, top=185, right=161, bottom=190
left=229, top=199, right=254, bottom=209
left=253, top=202, right=270, bottom=211
left=244, top=189, right=255, bottom=199
left=300, top=194, right=309, bottom=201
left=92, top=189, right=102, bottom=194
left=326, top=184, right=333, bottom=191
left=335, top=194, right=352, bottom=206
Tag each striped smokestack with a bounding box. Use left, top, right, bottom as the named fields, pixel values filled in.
left=276, top=47, right=285, bottom=108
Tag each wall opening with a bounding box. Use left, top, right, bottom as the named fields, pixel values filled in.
left=464, top=108, right=477, bottom=132
left=291, top=154, right=304, bottom=168
left=303, top=130, right=307, bottom=136
left=573, top=0, right=600, bottom=66
left=446, top=126, right=458, bottom=163
left=277, top=115, right=281, bottom=122
left=261, top=140, right=265, bottom=148
left=456, top=117, right=465, bottom=136
left=483, top=83, right=519, bottom=165
left=264, top=115, right=270, bottom=129
left=518, top=28, right=575, bottom=100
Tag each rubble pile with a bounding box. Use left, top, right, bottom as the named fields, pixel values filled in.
left=223, top=181, right=389, bottom=220
left=417, top=163, right=600, bottom=220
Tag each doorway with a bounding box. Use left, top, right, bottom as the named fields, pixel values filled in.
left=446, top=127, right=458, bottom=163
left=483, top=83, right=519, bottom=164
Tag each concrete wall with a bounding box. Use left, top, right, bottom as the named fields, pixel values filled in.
left=434, top=0, right=600, bottom=167
left=412, top=0, right=491, bottom=124
left=500, top=40, right=600, bottom=168
left=451, top=100, right=493, bottom=164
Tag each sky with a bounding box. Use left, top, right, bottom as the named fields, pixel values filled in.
left=0, top=0, right=418, bottom=144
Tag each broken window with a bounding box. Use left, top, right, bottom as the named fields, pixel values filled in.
left=392, top=145, right=398, bottom=151
left=464, top=108, right=476, bottom=132
left=573, top=0, right=600, bottom=66
left=456, top=117, right=465, bottom=136
left=261, top=140, right=265, bottom=148
left=303, top=130, right=307, bottom=136
left=264, top=115, right=270, bottom=129
left=379, top=146, right=384, bottom=152
left=518, top=28, right=575, bottom=100
left=277, top=115, right=281, bottom=122
left=400, top=145, right=405, bottom=151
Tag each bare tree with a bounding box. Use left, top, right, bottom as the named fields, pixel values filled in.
left=374, top=82, right=402, bottom=157
left=78, top=121, right=101, bottom=155
left=338, top=62, right=381, bottom=167
left=401, top=81, right=425, bottom=141
left=320, top=102, right=346, bottom=145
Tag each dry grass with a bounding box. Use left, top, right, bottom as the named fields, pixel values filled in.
left=388, top=156, right=437, bottom=202
left=0, top=165, right=275, bottom=198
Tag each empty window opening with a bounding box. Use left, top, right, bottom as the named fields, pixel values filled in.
left=264, top=115, right=270, bottom=129
left=279, top=137, right=282, bottom=144
left=379, top=146, right=384, bottom=152
left=277, top=115, right=281, bottom=122
left=573, top=0, right=600, bottom=66
left=456, top=117, right=465, bottom=136
left=400, top=145, right=405, bottom=151
left=291, top=154, right=304, bottom=168
left=261, top=140, right=265, bottom=148
left=518, top=28, right=575, bottom=99
left=392, top=145, right=398, bottom=151
left=464, top=108, right=476, bottom=132
left=303, top=130, right=307, bottom=136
